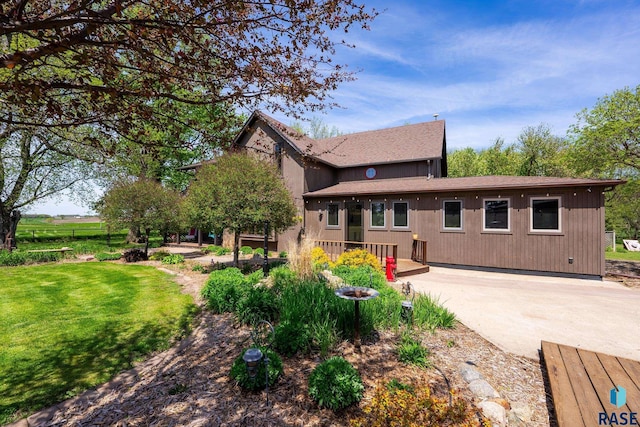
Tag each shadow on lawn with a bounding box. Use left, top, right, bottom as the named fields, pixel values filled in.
left=0, top=304, right=198, bottom=424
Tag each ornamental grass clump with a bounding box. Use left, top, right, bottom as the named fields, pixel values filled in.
left=350, top=379, right=490, bottom=427
left=414, top=294, right=457, bottom=331
left=308, top=357, right=364, bottom=410
left=287, top=234, right=317, bottom=280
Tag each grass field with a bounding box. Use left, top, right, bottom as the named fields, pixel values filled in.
left=606, top=244, right=640, bottom=261
left=14, top=218, right=162, bottom=254
left=0, top=263, right=198, bottom=424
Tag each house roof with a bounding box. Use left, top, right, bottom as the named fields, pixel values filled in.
left=252, top=111, right=445, bottom=169
left=303, top=175, right=625, bottom=197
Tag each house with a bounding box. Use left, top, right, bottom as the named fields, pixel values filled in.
left=201, top=110, right=624, bottom=278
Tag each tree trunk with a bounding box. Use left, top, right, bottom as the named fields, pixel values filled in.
left=233, top=231, right=240, bottom=267
left=0, top=210, right=20, bottom=250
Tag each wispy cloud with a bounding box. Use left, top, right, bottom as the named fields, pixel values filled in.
left=280, top=1, right=640, bottom=150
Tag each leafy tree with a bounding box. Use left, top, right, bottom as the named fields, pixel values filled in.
left=446, top=147, right=483, bottom=178
left=0, top=126, right=92, bottom=249
left=291, top=117, right=343, bottom=139
left=182, top=152, right=297, bottom=266
left=1, top=1, right=377, bottom=137
left=479, top=138, right=522, bottom=176
left=96, top=179, right=182, bottom=255
left=569, top=85, right=640, bottom=177
left=605, top=178, right=640, bottom=240
left=516, top=124, right=570, bottom=177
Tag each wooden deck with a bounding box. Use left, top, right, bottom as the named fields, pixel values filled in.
left=396, top=259, right=430, bottom=277
left=541, top=341, right=640, bottom=427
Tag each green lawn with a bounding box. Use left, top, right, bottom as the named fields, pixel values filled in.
left=606, top=244, right=640, bottom=261
left=15, top=218, right=162, bottom=254
left=0, top=263, right=198, bottom=424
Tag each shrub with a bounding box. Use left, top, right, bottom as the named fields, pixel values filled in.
left=350, top=379, right=489, bottom=427
left=235, top=285, right=279, bottom=325
left=215, top=246, right=231, bottom=255
left=335, top=249, right=382, bottom=272
left=161, top=254, right=185, bottom=264
left=279, top=251, right=288, bottom=258
left=333, top=264, right=386, bottom=289
left=149, top=250, right=171, bottom=260
left=308, top=357, right=364, bottom=410
left=397, top=332, right=431, bottom=368
left=201, top=245, right=231, bottom=256
left=240, top=246, right=253, bottom=255
left=273, top=321, right=310, bottom=356
left=229, top=348, right=283, bottom=391
left=123, top=248, right=148, bottom=262
left=311, top=246, right=334, bottom=269
left=94, top=252, right=122, bottom=261
left=254, top=247, right=264, bottom=256
left=200, top=268, right=250, bottom=313
left=191, top=263, right=206, bottom=273
left=0, top=250, right=62, bottom=266
left=269, top=265, right=298, bottom=292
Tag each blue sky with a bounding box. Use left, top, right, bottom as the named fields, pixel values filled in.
left=274, top=0, right=640, bottom=150
left=35, top=0, right=640, bottom=215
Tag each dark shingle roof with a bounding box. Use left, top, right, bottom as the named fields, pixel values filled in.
left=303, top=176, right=624, bottom=197
left=255, top=112, right=445, bottom=168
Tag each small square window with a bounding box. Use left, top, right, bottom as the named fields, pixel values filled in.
left=531, top=197, right=561, bottom=231
left=327, top=203, right=339, bottom=227
left=483, top=199, right=510, bottom=231
left=393, top=201, right=409, bottom=228
left=370, top=202, right=386, bottom=228
left=443, top=200, right=463, bottom=230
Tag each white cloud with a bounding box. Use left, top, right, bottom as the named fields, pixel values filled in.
left=287, top=2, right=640, bottom=151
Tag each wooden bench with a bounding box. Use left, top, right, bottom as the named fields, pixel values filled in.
left=541, top=341, right=640, bottom=427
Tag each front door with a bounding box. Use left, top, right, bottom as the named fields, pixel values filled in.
left=346, top=202, right=363, bottom=243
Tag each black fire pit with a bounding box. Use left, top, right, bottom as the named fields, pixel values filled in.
left=335, top=286, right=380, bottom=351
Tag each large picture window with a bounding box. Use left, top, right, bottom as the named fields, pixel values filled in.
left=393, top=201, right=409, bottom=228
left=531, top=197, right=561, bottom=232
left=483, top=198, right=510, bottom=231
left=443, top=200, right=463, bottom=230
left=326, top=203, right=339, bottom=227
left=370, top=202, right=386, bottom=228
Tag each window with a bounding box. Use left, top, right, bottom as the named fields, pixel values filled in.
left=443, top=200, right=463, bottom=230
left=483, top=198, right=510, bottom=231
left=393, top=201, right=409, bottom=228
left=326, top=203, right=339, bottom=227
left=370, top=201, right=386, bottom=228
left=531, top=197, right=561, bottom=232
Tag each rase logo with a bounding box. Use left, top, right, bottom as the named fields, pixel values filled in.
left=598, top=386, right=638, bottom=426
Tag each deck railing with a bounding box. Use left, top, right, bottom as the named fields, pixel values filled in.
left=411, top=239, right=428, bottom=265
left=314, top=240, right=398, bottom=265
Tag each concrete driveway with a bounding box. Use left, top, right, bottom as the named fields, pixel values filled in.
left=406, top=267, right=640, bottom=361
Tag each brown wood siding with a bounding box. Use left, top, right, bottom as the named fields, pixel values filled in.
left=304, top=160, right=337, bottom=193
left=336, top=160, right=441, bottom=182
left=305, top=186, right=608, bottom=277
left=238, top=122, right=306, bottom=254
